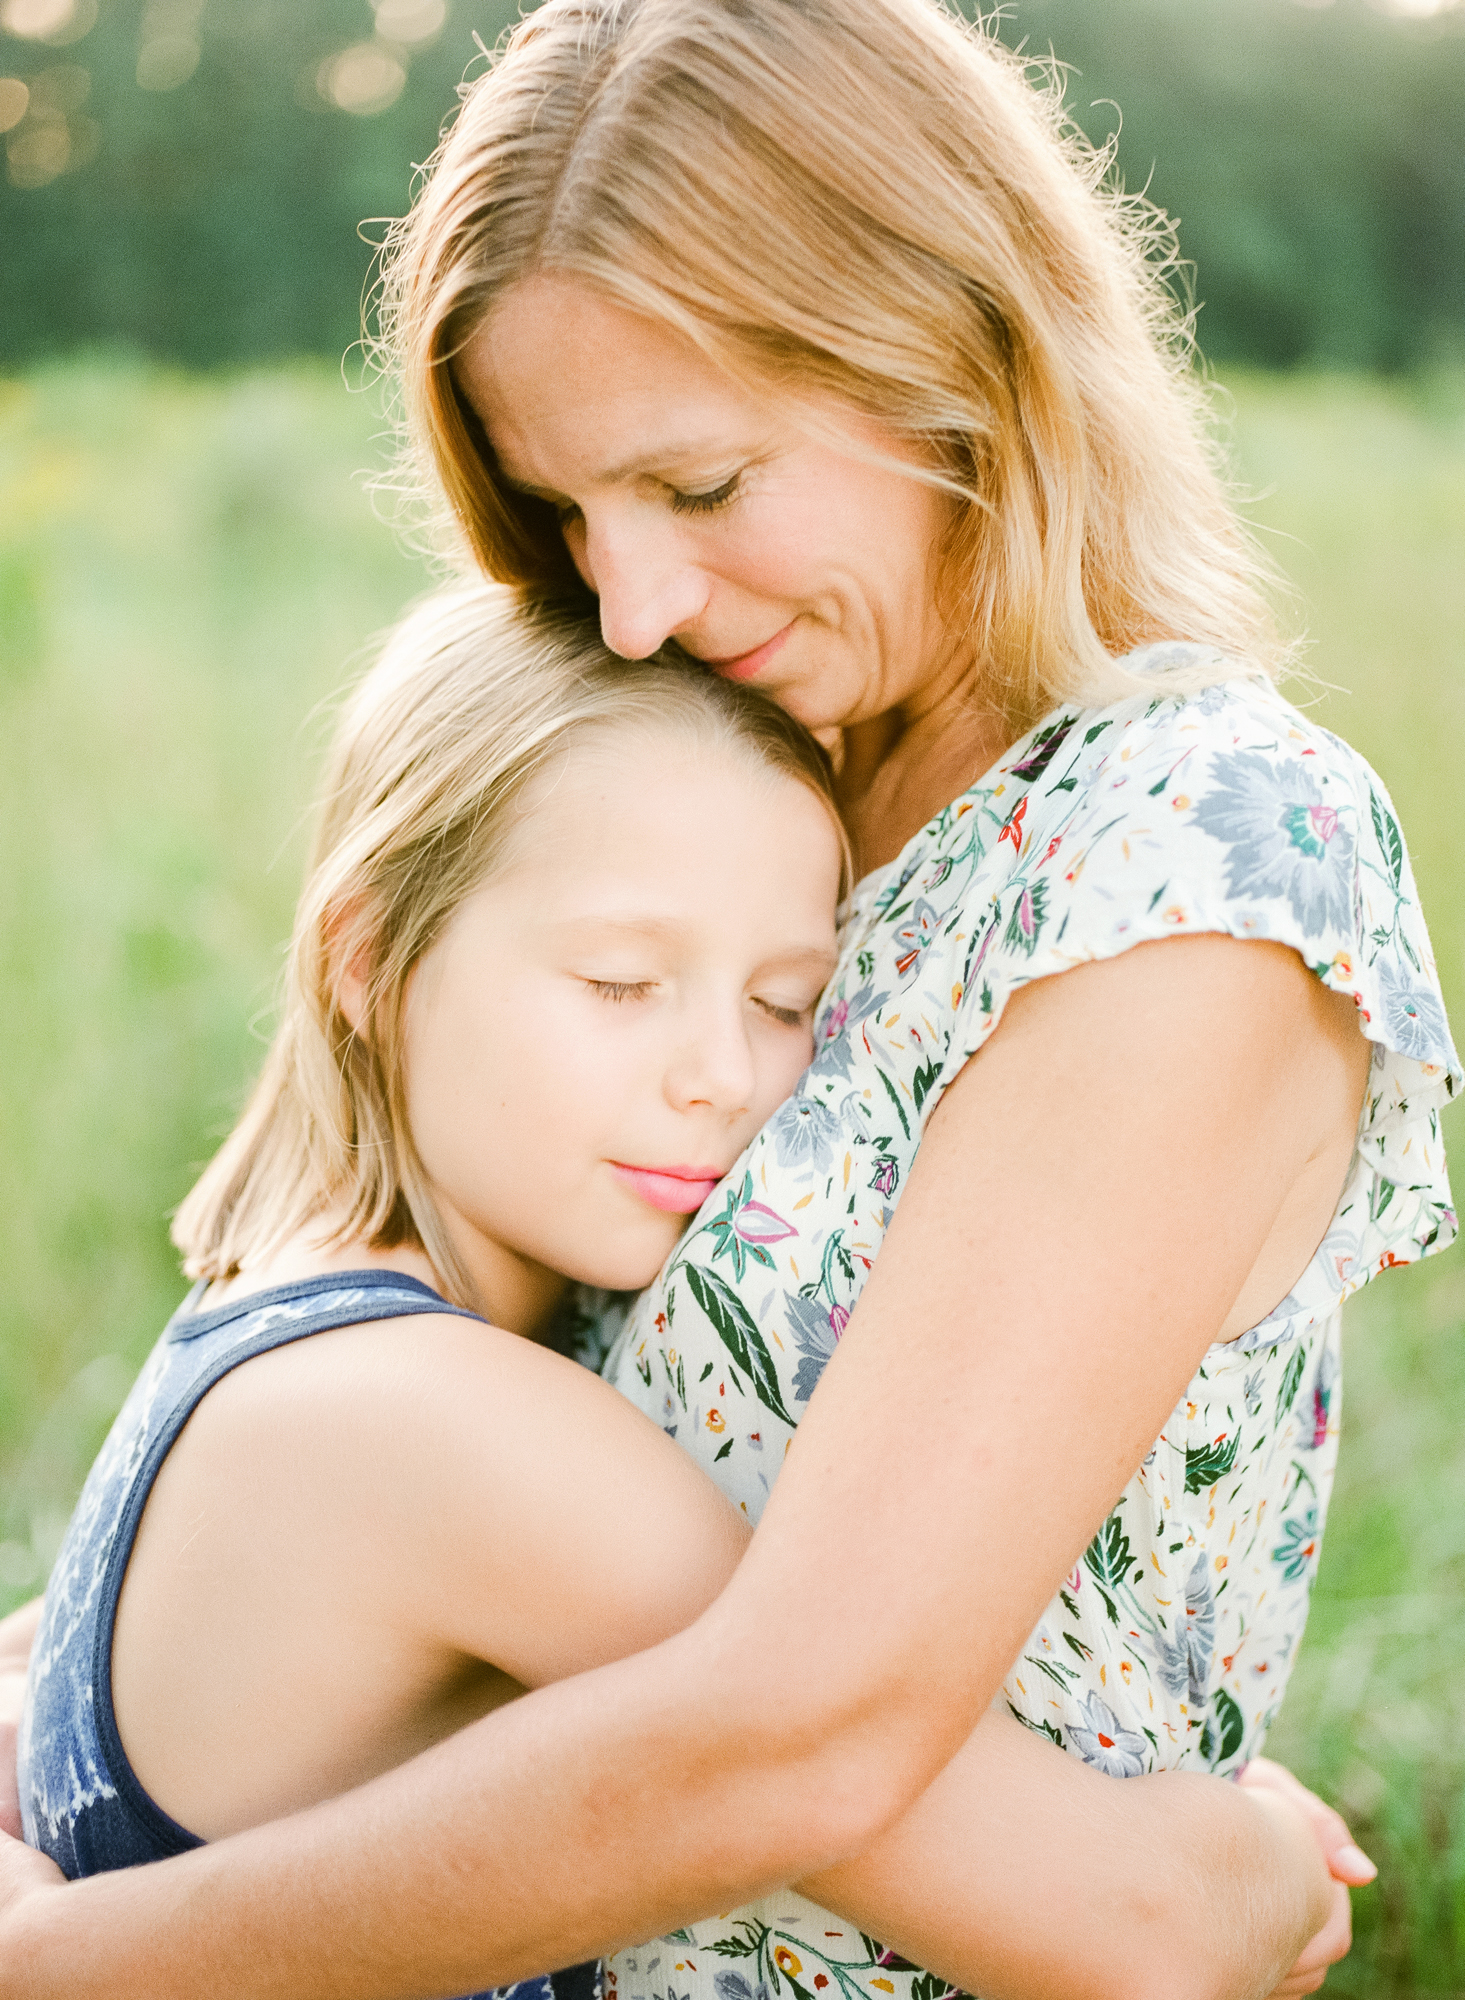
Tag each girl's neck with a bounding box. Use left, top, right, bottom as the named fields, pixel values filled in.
left=202, top=1222, right=568, bottom=1343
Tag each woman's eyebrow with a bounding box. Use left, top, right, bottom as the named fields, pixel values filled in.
left=500, top=438, right=752, bottom=498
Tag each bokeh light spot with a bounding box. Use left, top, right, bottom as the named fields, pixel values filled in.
left=317, top=41, right=406, bottom=116
left=7, top=109, right=68, bottom=186
left=371, top=0, right=448, bottom=47
left=29, top=62, right=89, bottom=112
left=0, top=76, right=28, bottom=130
left=0, top=0, right=96, bottom=46
left=136, top=34, right=200, bottom=92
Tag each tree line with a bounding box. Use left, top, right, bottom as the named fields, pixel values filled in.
left=1, top=0, right=1461, bottom=372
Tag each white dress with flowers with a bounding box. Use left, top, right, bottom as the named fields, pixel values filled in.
left=598, top=654, right=1459, bottom=2000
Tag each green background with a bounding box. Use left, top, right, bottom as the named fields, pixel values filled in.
left=1, top=0, right=1462, bottom=1992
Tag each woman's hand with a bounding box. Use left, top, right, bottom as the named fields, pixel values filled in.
left=1242, top=1758, right=1376, bottom=1996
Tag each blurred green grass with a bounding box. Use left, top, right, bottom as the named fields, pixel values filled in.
left=0, top=358, right=1460, bottom=1993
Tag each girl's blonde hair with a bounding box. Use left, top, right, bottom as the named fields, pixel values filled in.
left=173, top=582, right=844, bottom=1310
left=376, top=0, right=1285, bottom=737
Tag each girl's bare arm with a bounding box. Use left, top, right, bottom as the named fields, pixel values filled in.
left=3, top=937, right=1361, bottom=1998
left=804, top=1709, right=1338, bottom=2000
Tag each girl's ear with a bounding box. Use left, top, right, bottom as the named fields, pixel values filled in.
left=324, top=900, right=377, bottom=1039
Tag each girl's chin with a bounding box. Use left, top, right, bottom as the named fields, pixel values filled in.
left=570, top=1221, right=689, bottom=1295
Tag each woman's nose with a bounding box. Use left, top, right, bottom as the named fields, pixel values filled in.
left=574, top=511, right=711, bottom=660
left=664, top=1007, right=758, bottom=1120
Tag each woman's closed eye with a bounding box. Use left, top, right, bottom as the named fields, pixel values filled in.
left=669, top=474, right=740, bottom=518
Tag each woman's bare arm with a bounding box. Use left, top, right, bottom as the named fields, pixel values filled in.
left=2, top=938, right=1364, bottom=1999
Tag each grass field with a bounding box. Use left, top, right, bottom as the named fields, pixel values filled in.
left=1, top=357, right=1461, bottom=1994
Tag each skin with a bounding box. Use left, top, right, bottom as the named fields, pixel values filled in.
left=0, top=281, right=1379, bottom=1998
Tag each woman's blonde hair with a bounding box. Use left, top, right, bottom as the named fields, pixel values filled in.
left=375, top=0, right=1286, bottom=737
left=173, top=582, right=844, bottom=1311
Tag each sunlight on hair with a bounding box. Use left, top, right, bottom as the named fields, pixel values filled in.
left=373, top=0, right=1297, bottom=739
left=171, top=582, right=845, bottom=1312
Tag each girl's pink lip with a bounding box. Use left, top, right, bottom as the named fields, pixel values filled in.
left=610, top=1163, right=724, bottom=1214
left=698, top=622, right=794, bottom=683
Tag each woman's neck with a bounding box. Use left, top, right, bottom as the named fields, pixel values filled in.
left=836, top=680, right=1013, bottom=879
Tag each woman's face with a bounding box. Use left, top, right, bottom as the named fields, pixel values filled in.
left=458, top=275, right=964, bottom=737
left=400, top=728, right=842, bottom=1322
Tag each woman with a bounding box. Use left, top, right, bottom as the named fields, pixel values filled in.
left=0, top=0, right=1454, bottom=1993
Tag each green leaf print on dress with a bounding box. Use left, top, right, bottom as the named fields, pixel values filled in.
left=600, top=654, right=1459, bottom=2000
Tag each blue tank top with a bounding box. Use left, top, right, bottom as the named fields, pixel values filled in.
left=19, top=1269, right=599, bottom=2000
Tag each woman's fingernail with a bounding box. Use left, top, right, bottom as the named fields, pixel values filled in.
left=1337, top=1842, right=1378, bottom=1881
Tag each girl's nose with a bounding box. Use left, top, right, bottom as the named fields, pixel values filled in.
left=574, top=511, right=711, bottom=661
left=663, top=1007, right=758, bottom=1120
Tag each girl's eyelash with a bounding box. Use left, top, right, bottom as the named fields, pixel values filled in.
left=587, top=979, right=653, bottom=1002
left=757, top=999, right=809, bottom=1028
left=669, top=475, right=741, bottom=518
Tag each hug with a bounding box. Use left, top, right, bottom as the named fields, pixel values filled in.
left=5, top=2, right=1458, bottom=1996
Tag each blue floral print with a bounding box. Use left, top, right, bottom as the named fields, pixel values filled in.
left=600, top=655, right=1458, bottom=2000
left=1069, top=1693, right=1150, bottom=1779
left=1376, top=954, right=1454, bottom=1062
left=1190, top=749, right=1355, bottom=933
left=766, top=1094, right=841, bottom=1176
left=784, top=1293, right=843, bottom=1404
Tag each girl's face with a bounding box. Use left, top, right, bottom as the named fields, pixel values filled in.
left=400, top=730, right=843, bottom=1328
left=457, top=275, right=966, bottom=738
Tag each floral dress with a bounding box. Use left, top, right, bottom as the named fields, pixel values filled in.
left=599, top=653, right=1458, bottom=2000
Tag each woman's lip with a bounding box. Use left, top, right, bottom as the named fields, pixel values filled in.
left=610, top=1163, right=724, bottom=1215
left=698, top=622, right=794, bottom=683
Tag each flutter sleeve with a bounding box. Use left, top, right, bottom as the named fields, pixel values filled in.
left=944, top=671, right=1459, bottom=1309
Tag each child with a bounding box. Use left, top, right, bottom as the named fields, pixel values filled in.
left=18, top=583, right=1338, bottom=2000
left=20, top=580, right=845, bottom=2000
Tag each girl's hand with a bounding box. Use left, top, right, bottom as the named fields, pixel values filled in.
left=0, top=1599, right=42, bottom=1842
left=0, top=1824, right=66, bottom=1976
left=0, top=1718, right=20, bottom=1843
left=1241, top=1758, right=1376, bottom=1996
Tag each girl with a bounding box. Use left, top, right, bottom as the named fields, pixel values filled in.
left=19, top=584, right=1338, bottom=2000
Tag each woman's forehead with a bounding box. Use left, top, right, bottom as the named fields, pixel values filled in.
left=458, top=275, right=777, bottom=490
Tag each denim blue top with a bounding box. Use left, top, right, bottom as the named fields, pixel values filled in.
left=19, top=1269, right=598, bottom=2000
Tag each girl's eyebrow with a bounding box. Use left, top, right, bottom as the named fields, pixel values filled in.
left=554, top=915, right=837, bottom=971
left=553, top=915, right=689, bottom=948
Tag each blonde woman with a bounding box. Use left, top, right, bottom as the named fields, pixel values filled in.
left=1, top=0, right=1455, bottom=1995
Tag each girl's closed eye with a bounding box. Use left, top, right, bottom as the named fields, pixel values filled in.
left=586, top=978, right=656, bottom=1003
left=754, top=995, right=814, bottom=1028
